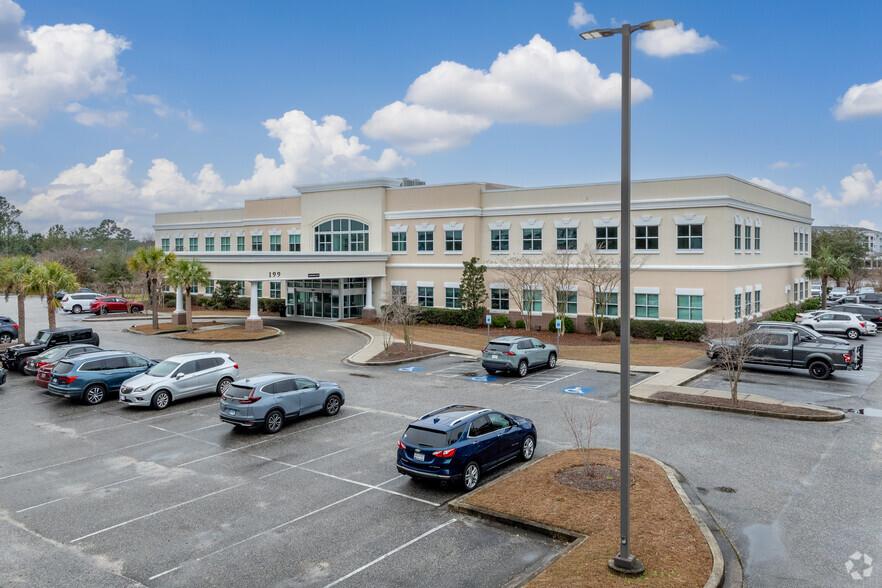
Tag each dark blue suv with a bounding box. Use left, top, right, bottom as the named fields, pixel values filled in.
left=396, top=405, right=537, bottom=491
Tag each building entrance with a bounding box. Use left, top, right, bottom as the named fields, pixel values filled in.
left=285, top=278, right=367, bottom=319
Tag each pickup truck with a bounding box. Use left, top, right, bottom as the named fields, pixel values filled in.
left=707, top=328, right=862, bottom=380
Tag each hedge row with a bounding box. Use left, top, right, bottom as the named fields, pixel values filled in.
left=417, top=307, right=486, bottom=328
left=584, top=316, right=706, bottom=342
left=161, top=292, right=284, bottom=313
left=767, top=298, right=822, bottom=322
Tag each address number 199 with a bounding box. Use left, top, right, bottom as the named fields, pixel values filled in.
left=268, top=271, right=281, bottom=277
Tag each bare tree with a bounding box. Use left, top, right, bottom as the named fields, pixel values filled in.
left=705, top=321, right=771, bottom=404
left=384, top=296, right=420, bottom=352
left=560, top=401, right=602, bottom=477
left=573, top=244, right=645, bottom=337
left=540, top=251, right=577, bottom=336
left=489, top=254, right=545, bottom=331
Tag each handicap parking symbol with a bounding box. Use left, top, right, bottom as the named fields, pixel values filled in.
left=396, top=366, right=425, bottom=372
left=561, top=386, right=594, bottom=395
left=468, top=375, right=499, bottom=382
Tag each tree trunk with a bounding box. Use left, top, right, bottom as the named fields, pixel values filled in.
left=149, top=275, right=159, bottom=330
left=47, top=298, right=56, bottom=329
left=821, top=276, right=828, bottom=309
left=185, top=288, right=193, bottom=334
left=16, top=291, right=26, bottom=343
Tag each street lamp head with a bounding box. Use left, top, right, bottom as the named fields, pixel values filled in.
left=644, top=19, right=675, bottom=30
left=580, top=28, right=616, bottom=40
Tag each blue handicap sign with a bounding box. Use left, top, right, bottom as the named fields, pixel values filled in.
left=396, top=366, right=425, bottom=372
left=468, top=375, right=499, bottom=382
left=561, top=386, right=595, bottom=395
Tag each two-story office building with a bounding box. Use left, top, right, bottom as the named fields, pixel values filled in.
left=154, top=175, right=813, bottom=331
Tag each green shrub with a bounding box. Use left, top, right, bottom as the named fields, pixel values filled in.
left=515, top=319, right=526, bottom=329
left=259, top=298, right=285, bottom=313
left=584, top=316, right=620, bottom=336
left=491, top=314, right=511, bottom=328
left=417, top=306, right=486, bottom=328
left=600, top=330, right=617, bottom=342
left=670, top=321, right=706, bottom=342
left=548, top=316, right=575, bottom=333
left=623, top=319, right=703, bottom=342
left=233, top=296, right=251, bottom=310
left=768, top=305, right=798, bottom=322
left=163, top=292, right=176, bottom=306
left=799, top=298, right=821, bottom=311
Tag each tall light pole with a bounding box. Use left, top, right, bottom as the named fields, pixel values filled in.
left=580, top=18, right=675, bottom=576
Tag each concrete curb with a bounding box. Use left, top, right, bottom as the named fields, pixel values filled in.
left=167, top=326, right=283, bottom=342
left=638, top=393, right=845, bottom=421
left=352, top=350, right=454, bottom=366
left=448, top=449, right=724, bottom=587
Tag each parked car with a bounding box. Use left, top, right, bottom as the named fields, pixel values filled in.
left=55, top=288, right=97, bottom=300
left=829, top=303, right=882, bottom=326
left=481, top=336, right=557, bottom=377
left=396, top=405, right=537, bottom=491
left=856, top=287, right=875, bottom=295
left=219, top=373, right=344, bottom=433
left=2, top=327, right=100, bottom=373
left=798, top=311, right=867, bottom=339
left=120, top=352, right=239, bottom=409
left=61, top=292, right=103, bottom=314
left=795, top=310, right=826, bottom=324
left=23, top=343, right=103, bottom=376
left=91, top=296, right=144, bottom=315
left=859, top=292, right=882, bottom=305
left=0, top=316, right=19, bottom=344
left=828, top=287, right=849, bottom=302
left=707, top=328, right=862, bottom=380
left=748, top=321, right=851, bottom=347
left=47, top=351, right=156, bottom=405
left=811, top=284, right=822, bottom=298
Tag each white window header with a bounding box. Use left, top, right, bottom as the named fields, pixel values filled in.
left=489, top=283, right=509, bottom=290
left=592, top=217, right=620, bottom=228
left=488, top=221, right=511, bottom=231
left=673, top=214, right=706, bottom=225
left=389, top=223, right=407, bottom=232
left=417, top=281, right=434, bottom=287
left=676, top=288, right=704, bottom=296
left=554, top=218, right=580, bottom=229
left=286, top=228, right=301, bottom=235
left=390, top=281, right=407, bottom=287
left=520, top=219, right=545, bottom=229
left=204, top=231, right=215, bottom=238
left=250, top=230, right=263, bottom=236
left=444, top=282, right=461, bottom=288
left=634, top=287, right=660, bottom=294
left=735, top=287, right=743, bottom=295
left=633, top=215, right=662, bottom=227
left=442, top=222, right=464, bottom=231
left=268, top=229, right=282, bottom=236
left=220, top=231, right=231, bottom=237
left=415, top=222, right=435, bottom=231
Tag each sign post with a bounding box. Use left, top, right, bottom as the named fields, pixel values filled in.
left=556, top=317, right=562, bottom=350
left=486, top=314, right=492, bottom=345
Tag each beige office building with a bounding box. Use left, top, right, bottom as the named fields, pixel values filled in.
left=154, top=175, right=813, bottom=330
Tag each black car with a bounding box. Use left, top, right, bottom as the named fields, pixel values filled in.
left=829, top=304, right=882, bottom=326
left=0, top=316, right=19, bottom=344
left=2, top=327, right=100, bottom=373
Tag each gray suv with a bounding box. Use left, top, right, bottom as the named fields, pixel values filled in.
left=481, top=336, right=558, bottom=377
left=119, top=352, right=239, bottom=410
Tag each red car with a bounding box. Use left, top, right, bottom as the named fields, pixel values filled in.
left=36, top=364, right=52, bottom=387
left=90, top=297, right=144, bottom=315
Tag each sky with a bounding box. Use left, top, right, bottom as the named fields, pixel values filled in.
left=0, top=0, right=881, bottom=238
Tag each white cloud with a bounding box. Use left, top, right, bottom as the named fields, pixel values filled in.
left=133, top=94, right=203, bottom=133
left=364, top=35, right=652, bottom=153
left=858, top=219, right=877, bottom=230
left=767, top=161, right=803, bottom=170
left=833, top=79, right=882, bottom=120
left=635, top=23, right=718, bottom=58
left=814, top=164, right=882, bottom=208
left=0, top=168, right=25, bottom=193
left=749, top=177, right=807, bottom=200
left=64, top=102, right=127, bottom=127
left=568, top=2, right=595, bottom=29
left=732, top=74, right=749, bottom=82
left=0, top=2, right=130, bottom=133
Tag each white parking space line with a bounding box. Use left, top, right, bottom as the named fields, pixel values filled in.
left=504, top=369, right=585, bottom=389
left=427, top=365, right=472, bottom=378
left=80, top=410, right=204, bottom=435
left=323, top=518, right=457, bottom=588
left=296, top=467, right=441, bottom=507
left=16, top=475, right=143, bottom=513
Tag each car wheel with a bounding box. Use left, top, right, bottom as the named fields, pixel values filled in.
left=519, top=435, right=536, bottom=461
left=485, top=368, right=496, bottom=375
left=100, top=307, right=108, bottom=315
left=72, top=305, right=82, bottom=314
left=0, top=333, right=11, bottom=344
left=462, top=461, right=481, bottom=491
left=323, top=394, right=341, bottom=416
left=808, top=361, right=832, bottom=380
left=84, top=384, right=106, bottom=405
left=16, top=358, right=27, bottom=373
left=131, top=306, right=142, bottom=313
left=151, top=390, right=171, bottom=410
left=263, top=409, right=284, bottom=434
left=216, top=377, right=233, bottom=395
left=546, top=353, right=557, bottom=369
left=846, top=328, right=860, bottom=340
left=517, top=360, right=528, bottom=378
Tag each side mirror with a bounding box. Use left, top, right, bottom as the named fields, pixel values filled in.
left=176, top=372, right=185, bottom=379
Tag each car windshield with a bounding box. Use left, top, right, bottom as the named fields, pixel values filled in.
left=146, top=360, right=180, bottom=377
left=31, top=331, right=52, bottom=344
left=37, top=347, right=67, bottom=360
left=226, top=384, right=254, bottom=399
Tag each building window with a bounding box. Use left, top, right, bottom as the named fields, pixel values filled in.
left=794, top=231, right=798, bottom=253
left=256, top=282, right=263, bottom=298
left=391, top=285, right=407, bottom=304
left=270, top=281, right=281, bottom=299
left=734, top=293, right=742, bottom=319
left=221, top=237, right=230, bottom=251
left=794, top=282, right=798, bottom=302
left=445, top=230, right=462, bottom=253
left=595, top=292, right=618, bottom=317
left=189, top=237, right=198, bottom=252
left=557, top=227, right=577, bottom=251
left=635, top=293, right=659, bottom=318
left=677, top=295, right=703, bottom=321
left=342, top=294, right=365, bottom=318
left=175, top=238, right=184, bottom=252
left=417, top=231, right=434, bottom=252
left=314, top=218, right=370, bottom=252
left=237, top=281, right=245, bottom=296
left=557, top=290, right=577, bottom=315
left=745, top=291, right=752, bottom=315
left=205, top=280, right=215, bottom=295
left=270, top=235, right=281, bottom=251
left=755, top=227, right=761, bottom=250
left=161, top=238, right=170, bottom=252
left=237, top=236, right=245, bottom=251
left=635, top=226, right=658, bottom=251
left=289, top=234, right=301, bottom=251
left=391, top=231, right=406, bottom=252
left=734, top=224, right=742, bottom=250
left=190, top=282, right=199, bottom=295
left=205, top=237, right=215, bottom=252
left=418, top=286, right=434, bottom=307
left=491, top=288, right=509, bottom=311
left=445, top=287, right=461, bottom=309
left=252, top=236, right=262, bottom=251
left=491, top=229, right=509, bottom=252
left=595, top=227, right=618, bottom=251
left=677, top=225, right=703, bottom=250
left=744, top=226, right=752, bottom=251
left=523, top=228, right=542, bottom=252
left=755, top=290, right=761, bottom=313
left=523, top=288, right=542, bottom=312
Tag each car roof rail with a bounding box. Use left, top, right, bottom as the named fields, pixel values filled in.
left=450, top=408, right=491, bottom=427
left=419, top=404, right=461, bottom=420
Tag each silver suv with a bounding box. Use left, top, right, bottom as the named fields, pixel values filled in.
left=119, top=352, right=239, bottom=409
left=481, top=336, right=558, bottom=377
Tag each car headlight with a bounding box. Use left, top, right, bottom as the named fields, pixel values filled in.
left=134, top=385, right=151, bottom=393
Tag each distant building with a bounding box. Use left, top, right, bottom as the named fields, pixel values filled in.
left=813, top=225, right=882, bottom=266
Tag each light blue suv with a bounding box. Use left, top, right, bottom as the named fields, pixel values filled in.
left=219, top=373, right=344, bottom=433
left=48, top=351, right=156, bottom=405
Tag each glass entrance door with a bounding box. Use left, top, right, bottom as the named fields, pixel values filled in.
left=295, top=290, right=338, bottom=318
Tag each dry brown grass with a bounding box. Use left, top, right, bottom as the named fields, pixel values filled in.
left=464, top=449, right=712, bottom=587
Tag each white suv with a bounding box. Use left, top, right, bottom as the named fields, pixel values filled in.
left=61, top=292, right=103, bottom=314
left=800, top=311, right=866, bottom=340
left=119, top=352, right=239, bottom=410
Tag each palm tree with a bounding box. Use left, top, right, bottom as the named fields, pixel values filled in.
left=804, top=246, right=850, bottom=309
left=23, top=261, right=78, bottom=329
left=127, top=247, right=176, bottom=330
left=165, top=259, right=211, bottom=333
left=0, top=255, right=35, bottom=343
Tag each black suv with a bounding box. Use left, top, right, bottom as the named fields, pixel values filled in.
left=829, top=303, right=882, bottom=326
left=2, top=327, right=100, bottom=373
left=0, top=317, right=19, bottom=344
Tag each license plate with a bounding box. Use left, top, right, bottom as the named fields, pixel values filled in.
left=228, top=409, right=236, bottom=415
left=52, top=378, right=57, bottom=383
left=491, top=354, right=499, bottom=359
left=413, top=452, right=424, bottom=461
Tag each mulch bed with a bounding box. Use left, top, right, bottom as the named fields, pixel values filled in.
left=555, top=463, right=628, bottom=493
left=171, top=326, right=278, bottom=340
left=652, top=390, right=837, bottom=418
left=130, top=322, right=225, bottom=335
left=367, top=342, right=445, bottom=362
left=463, top=449, right=712, bottom=587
